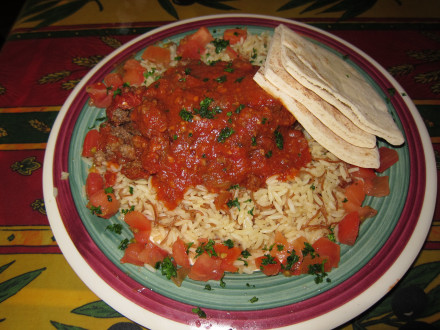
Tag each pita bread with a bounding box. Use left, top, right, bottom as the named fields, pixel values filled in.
left=254, top=71, right=380, bottom=169
left=263, top=28, right=376, bottom=149
left=278, top=24, right=404, bottom=146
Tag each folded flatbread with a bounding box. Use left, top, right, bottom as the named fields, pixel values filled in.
left=254, top=71, right=380, bottom=168
left=278, top=24, right=404, bottom=146
left=263, top=28, right=377, bottom=149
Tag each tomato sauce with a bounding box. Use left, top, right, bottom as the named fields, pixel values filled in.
left=99, top=59, right=311, bottom=209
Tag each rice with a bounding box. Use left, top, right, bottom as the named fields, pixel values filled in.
left=112, top=133, right=350, bottom=273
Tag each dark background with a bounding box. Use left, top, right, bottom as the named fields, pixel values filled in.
left=1, top=1, right=26, bottom=48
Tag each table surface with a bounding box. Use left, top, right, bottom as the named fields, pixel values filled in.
left=0, top=1, right=439, bottom=329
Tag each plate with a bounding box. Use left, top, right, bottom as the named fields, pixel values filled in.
left=43, top=14, right=436, bottom=329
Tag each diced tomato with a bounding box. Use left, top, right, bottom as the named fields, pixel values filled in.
left=343, top=180, right=366, bottom=213
left=85, top=172, right=104, bottom=198
left=82, top=129, right=101, bottom=157
left=376, top=147, right=399, bottom=173
left=177, top=26, right=213, bottom=60
left=172, top=237, right=191, bottom=269
left=255, top=255, right=281, bottom=276
left=337, top=211, right=360, bottom=246
left=122, top=59, right=145, bottom=86
left=133, top=231, right=151, bottom=244
left=312, top=237, right=340, bottom=271
left=214, top=243, right=241, bottom=273
left=188, top=253, right=223, bottom=281
left=123, top=58, right=144, bottom=71
left=357, top=205, right=378, bottom=221
left=86, top=82, right=113, bottom=108
left=87, top=189, right=120, bottom=219
left=142, top=45, right=171, bottom=66
left=120, top=242, right=145, bottom=266
left=172, top=267, right=191, bottom=287
left=223, top=28, right=247, bottom=45
left=225, top=46, right=239, bottom=60
left=103, top=72, right=123, bottom=90
left=124, top=211, right=152, bottom=244
left=366, top=175, right=390, bottom=197
left=300, top=254, right=325, bottom=275
left=104, top=170, right=117, bottom=187
left=351, top=167, right=376, bottom=180
left=123, top=69, right=144, bottom=86
left=124, top=211, right=152, bottom=232
left=138, top=241, right=169, bottom=267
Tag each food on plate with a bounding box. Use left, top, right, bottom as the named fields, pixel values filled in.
left=82, top=25, right=401, bottom=286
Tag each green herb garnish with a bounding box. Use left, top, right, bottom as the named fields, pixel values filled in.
left=226, top=198, right=240, bottom=210
left=192, top=307, right=207, bottom=318
left=223, top=239, right=234, bottom=248
left=217, top=127, right=235, bottom=143
left=274, top=128, right=284, bottom=150
left=211, top=38, right=229, bottom=53
left=106, top=223, right=123, bottom=234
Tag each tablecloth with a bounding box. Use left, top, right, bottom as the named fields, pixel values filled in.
left=0, top=1, right=439, bottom=329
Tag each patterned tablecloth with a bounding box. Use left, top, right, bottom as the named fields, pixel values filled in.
left=0, top=1, right=439, bottom=329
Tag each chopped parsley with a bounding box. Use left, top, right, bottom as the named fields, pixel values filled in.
left=204, top=284, right=212, bottom=291
left=235, top=76, right=244, bottom=83
left=283, top=250, right=300, bottom=270
left=224, top=62, right=234, bottom=73
left=248, top=207, right=254, bottom=216
left=274, top=128, right=284, bottom=150
left=144, top=67, right=156, bottom=79
left=251, top=48, right=258, bottom=60
left=104, top=187, right=114, bottom=194
left=223, top=239, right=234, bottom=248
left=308, top=261, right=330, bottom=284
left=194, top=97, right=221, bottom=119
left=235, top=104, right=245, bottom=114
left=249, top=296, right=259, bottom=303
left=195, top=239, right=217, bottom=257
left=121, top=205, right=135, bottom=215
left=302, top=242, right=316, bottom=258
left=179, top=109, right=193, bottom=122
left=241, top=250, right=251, bottom=258
left=211, top=38, right=229, bottom=53
left=215, top=75, right=227, bottom=83
left=227, top=198, right=240, bottom=210
left=328, top=226, right=336, bottom=242
left=106, top=223, right=123, bottom=234
left=192, top=307, right=207, bottom=319
left=89, top=205, right=102, bottom=216
left=185, top=242, right=194, bottom=254
left=260, top=254, right=277, bottom=267
left=228, top=184, right=240, bottom=190
left=217, top=127, right=235, bottom=143
left=265, top=150, right=272, bottom=158
left=159, top=257, right=177, bottom=280
left=118, top=238, right=129, bottom=250
left=112, top=88, right=122, bottom=98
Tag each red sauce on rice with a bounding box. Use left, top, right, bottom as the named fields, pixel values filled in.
left=98, top=59, right=311, bottom=209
